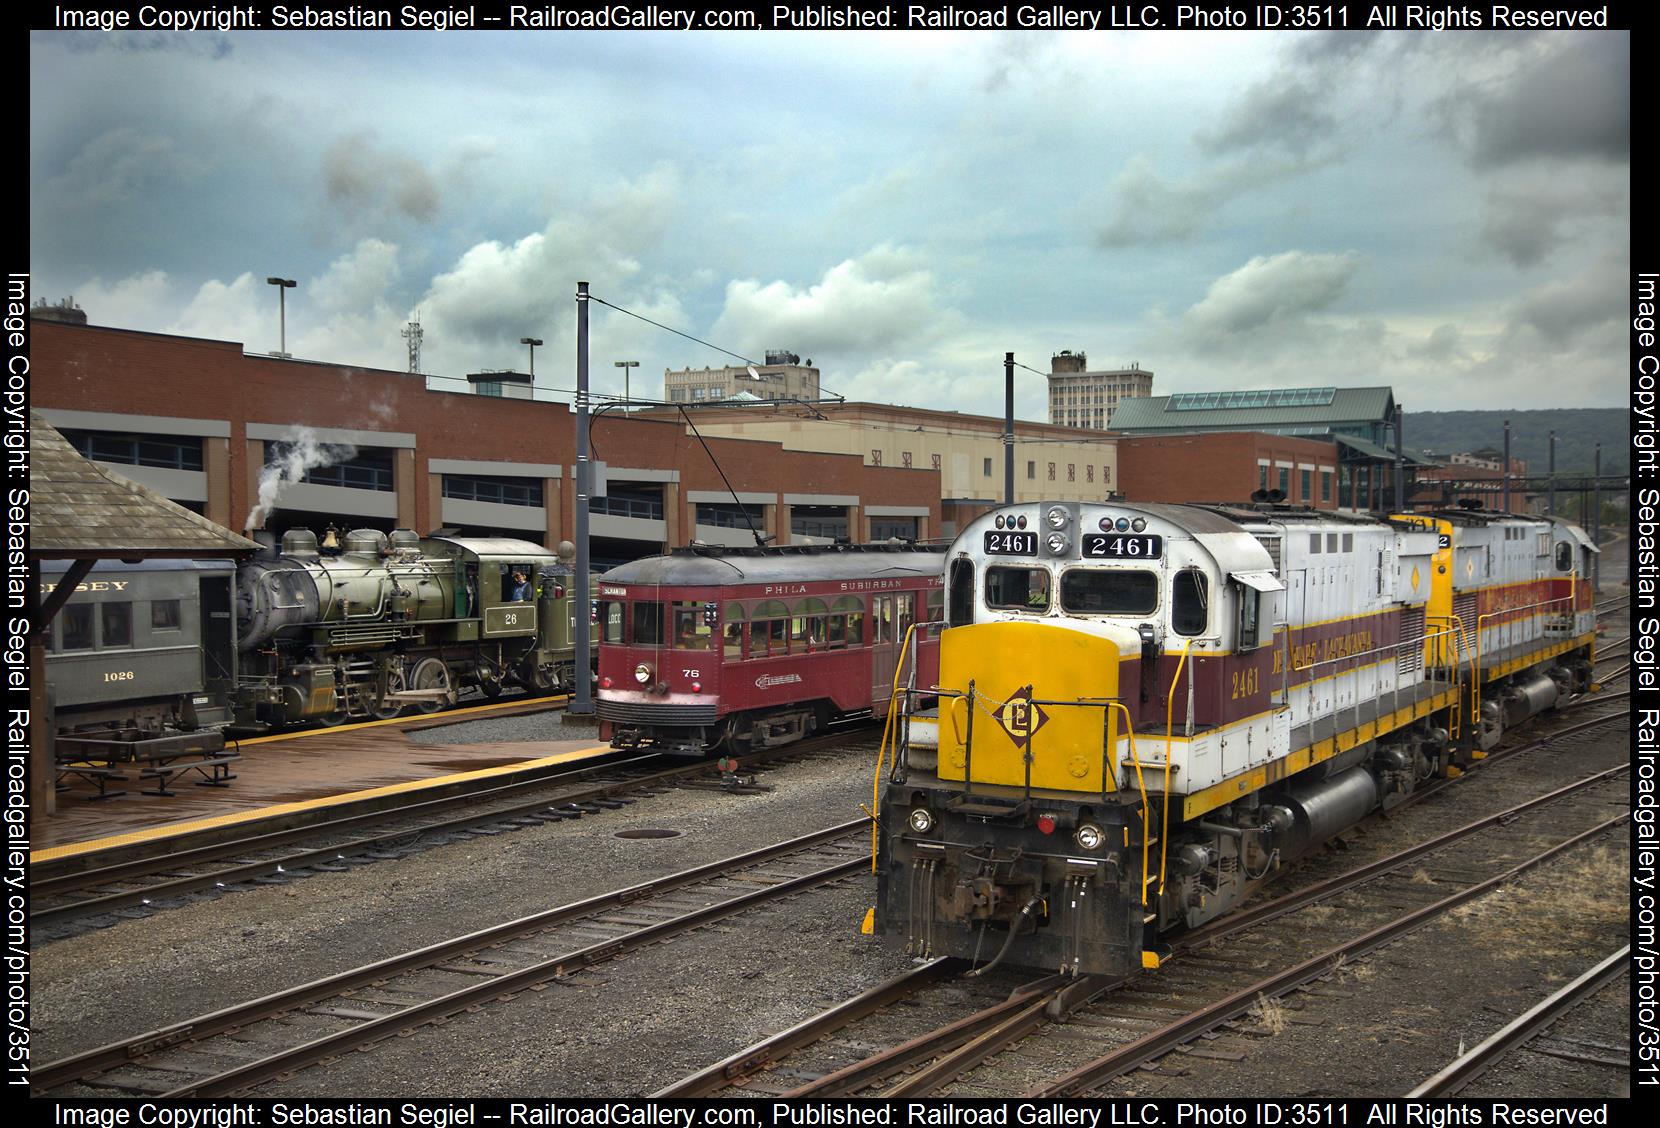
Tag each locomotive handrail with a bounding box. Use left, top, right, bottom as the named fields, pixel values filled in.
left=873, top=620, right=927, bottom=868
left=1476, top=593, right=1576, bottom=674
left=1157, top=641, right=1194, bottom=902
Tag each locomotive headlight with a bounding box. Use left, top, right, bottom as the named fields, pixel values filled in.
left=1074, top=823, right=1106, bottom=851
left=633, top=663, right=653, bottom=685
left=1046, top=532, right=1070, bottom=555
left=1131, top=518, right=1147, bottom=532
left=908, top=807, right=935, bottom=834
left=1046, top=506, right=1069, bottom=529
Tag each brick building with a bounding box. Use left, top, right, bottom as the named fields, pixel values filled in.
left=29, top=320, right=940, bottom=564
left=1115, top=432, right=1343, bottom=510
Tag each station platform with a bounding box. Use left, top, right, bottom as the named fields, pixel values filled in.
left=36, top=699, right=610, bottom=860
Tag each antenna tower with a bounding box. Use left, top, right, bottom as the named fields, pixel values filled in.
left=402, top=311, right=424, bottom=373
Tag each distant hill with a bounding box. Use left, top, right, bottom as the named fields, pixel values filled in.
left=1407, top=408, right=1626, bottom=477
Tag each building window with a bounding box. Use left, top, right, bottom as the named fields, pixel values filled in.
left=1047, top=462, right=1056, bottom=481
left=1103, top=466, right=1111, bottom=484
left=696, top=502, right=763, bottom=530
left=263, top=443, right=394, bottom=492
left=1067, top=464, right=1076, bottom=482
left=475, top=381, right=504, bottom=398
left=791, top=505, right=847, bottom=541
left=983, top=457, right=993, bottom=477
left=931, top=453, right=941, bottom=471
left=63, top=430, right=205, bottom=471
left=442, top=475, right=544, bottom=508
left=1260, top=465, right=1269, bottom=489
left=1278, top=467, right=1289, bottom=494
left=870, top=449, right=882, bottom=466
left=1321, top=471, right=1332, bottom=502
left=901, top=451, right=913, bottom=468
left=591, top=482, right=665, bottom=521
left=1027, top=460, right=1035, bottom=479
left=872, top=517, right=918, bottom=541
left=1301, top=469, right=1312, bottom=499
left=1087, top=466, right=1094, bottom=483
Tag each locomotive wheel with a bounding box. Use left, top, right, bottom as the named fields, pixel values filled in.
left=480, top=679, right=503, bottom=700
left=410, top=658, right=454, bottom=714
left=520, top=657, right=556, bottom=694
left=373, top=672, right=408, bottom=721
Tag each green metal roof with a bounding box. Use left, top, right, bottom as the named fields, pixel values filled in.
left=1333, top=433, right=1437, bottom=466
left=1109, top=385, right=1395, bottom=434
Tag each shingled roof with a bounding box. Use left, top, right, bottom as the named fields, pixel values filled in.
left=30, top=412, right=260, bottom=559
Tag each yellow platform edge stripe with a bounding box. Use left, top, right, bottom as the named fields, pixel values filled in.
left=230, top=694, right=573, bottom=749
left=33, top=740, right=611, bottom=864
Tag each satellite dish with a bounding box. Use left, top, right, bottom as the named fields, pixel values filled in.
left=746, top=365, right=762, bottom=380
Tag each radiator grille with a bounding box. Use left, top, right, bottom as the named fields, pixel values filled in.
left=1397, top=607, right=1424, bottom=676
left=596, top=700, right=718, bottom=726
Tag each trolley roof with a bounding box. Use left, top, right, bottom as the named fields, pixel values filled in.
left=601, top=543, right=945, bottom=587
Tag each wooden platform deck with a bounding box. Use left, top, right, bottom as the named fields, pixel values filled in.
left=39, top=702, right=606, bottom=854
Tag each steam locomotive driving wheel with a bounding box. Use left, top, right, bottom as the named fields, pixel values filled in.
left=409, top=657, right=454, bottom=714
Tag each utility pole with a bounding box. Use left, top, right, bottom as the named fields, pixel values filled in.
left=1502, top=419, right=1511, bottom=512
left=1003, top=353, right=1015, bottom=506
left=1547, top=430, right=1557, bottom=516
left=1592, top=443, right=1602, bottom=592
left=1393, top=404, right=1405, bottom=513
left=572, top=283, right=593, bottom=716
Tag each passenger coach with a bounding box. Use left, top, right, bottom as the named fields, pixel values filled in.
left=595, top=543, right=946, bottom=753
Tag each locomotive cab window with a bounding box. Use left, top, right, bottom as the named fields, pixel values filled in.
left=985, top=566, right=1050, bottom=612
left=1171, top=570, right=1209, bottom=636
left=1236, top=585, right=1262, bottom=651
left=1554, top=542, right=1574, bottom=573
left=948, top=558, right=975, bottom=625
left=1060, top=569, right=1158, bottom=615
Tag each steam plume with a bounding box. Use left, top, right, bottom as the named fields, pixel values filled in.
left=244, top=427, right=358, bottom=530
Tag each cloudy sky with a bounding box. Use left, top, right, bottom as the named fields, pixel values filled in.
left=30, top=28, right=1629, bottom=419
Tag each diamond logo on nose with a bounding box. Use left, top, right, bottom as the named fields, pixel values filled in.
left=994, top=685, right=1049, bottom=750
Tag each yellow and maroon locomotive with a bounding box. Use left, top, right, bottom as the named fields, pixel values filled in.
left=876, top=500, right=1598, bottom=977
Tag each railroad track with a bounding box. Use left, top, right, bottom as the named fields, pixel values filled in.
left=34, top=820, right=874, bottom=1097
left=658, top=715, right=1630, bottom=1097
left=1407, top=946, right=1630, bottom=1097
left=33, top=726, right=878, bottom=939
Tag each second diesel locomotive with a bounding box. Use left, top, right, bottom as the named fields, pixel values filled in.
left=875, top=500, right=1598, bottom=978
left=595, top=543, right=946, bottom=753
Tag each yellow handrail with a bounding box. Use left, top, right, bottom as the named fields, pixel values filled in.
left=870, top=621, right=924, bottom=872
left=1103, top=700, right=1154, bottom=906
left=1157, top=641, right=1193, bottom=902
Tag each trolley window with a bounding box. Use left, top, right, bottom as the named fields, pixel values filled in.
left=792, top=598, right=828, bottom=652
left=723, top=603, right=746, bottom=659
left=152, top=599, right=181, bottom=631
left=1060, top=569, right=1158, bottom=615
left=631, top=601, right=665, bottom=646
left=672, top=602, right=712, bottom=650
left=101, top=602, right=133, bottom=649
left=1172, top=570, right=1209, bottom=636
left=599, top=601, right=625, bottom=644
left=927, top=589, right=944, bottom=622
left=828, top=596, right=864, bottom=649
left=61, top=604, right=94, bottom=650
left=985, top=567, right=1050, bottom=612
left=750, top=600, right=790, bottom=657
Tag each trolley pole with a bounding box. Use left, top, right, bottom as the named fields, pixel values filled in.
left=572, top=281, right=593, bottom=715
left=1004, top=352, right=1015, bottom=506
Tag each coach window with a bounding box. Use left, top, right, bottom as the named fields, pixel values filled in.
left=673, top=602, right=712, bottom=650
left=985, top=567, right=1050, bottom=612
left=723, top=604, right=746, bottom=659
left=827, top=596, right=864, bottom=648
left=895, top=594, right=916, bottom=638
left=792, top=598, right=828, bottom=651
left=599, top=601, right=625, bottom=644
left=631, top=601, right=665, bottom=646
left=1172, top=570, right=1209, bottom=636
left=751, top=600, right=790, bottom=657
left=101, top=602, right=133, bottom=649
left=1061, top=570, right=1158, bottom=615
left=62, top=604, right=94, bottom=650
left=927, top=589, right=944, bottom=623
left=152, top=599, right=181, bottom=631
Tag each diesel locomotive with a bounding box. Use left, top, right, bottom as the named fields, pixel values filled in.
left=874, top=500, right=1599, bottom=978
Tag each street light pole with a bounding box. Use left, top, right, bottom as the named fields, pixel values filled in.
left=266, top=277, right=296, bottom=357
left=572, top=283, right=592, bottom=716
left=520, top=337, right=543, bottom=382
left=1547, top=430, right=1558, bottom=516
left=614, top=360, right=639, bottom=409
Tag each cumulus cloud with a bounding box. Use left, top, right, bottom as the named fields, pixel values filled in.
left=323, top=132, right=442, bottom=223
left=1502, top=258, right=1625, bottom=351
left=711, top=245, right=957, bottom=358
left=66, top=270, right=175, bottom=331
left=168, top=271, right=266, bottom=344
left=1184, top=250, right=1363, bottom=343
left=1093, top=158, right=1221, bottom=247
left=62, top=31, right=232, bottom=58
left=1196, top=79, right=1337, bottom=159
left=1477, top=173, right=1626, bottom=267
